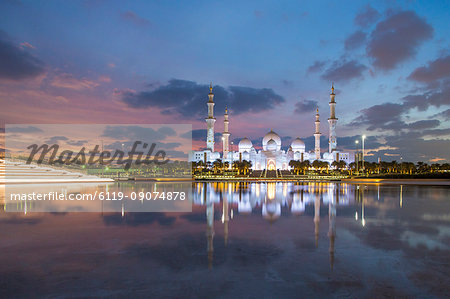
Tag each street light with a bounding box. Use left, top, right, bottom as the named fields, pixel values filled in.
left=355, top=140, right=359, bottom=173
left=362, top=135, right=366, bottom=172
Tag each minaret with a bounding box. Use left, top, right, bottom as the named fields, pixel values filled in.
left=328, top=83, right=338, bottom=153
left=222, top=107, right=230, bottom=159
left=314, top=108, right=321, bottom=160
left=206, top=83, right=216, bottom=152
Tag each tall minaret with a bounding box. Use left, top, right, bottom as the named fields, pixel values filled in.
left=328, top=83, right=338, bottom=153
left=314, top=108, right=321, bottom=160
left=222, top=107, right=230, bottom=159
left=206, top=83, right=216, bottom=152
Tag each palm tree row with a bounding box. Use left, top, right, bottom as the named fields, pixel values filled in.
left=192, top=159, right=449, bottom=176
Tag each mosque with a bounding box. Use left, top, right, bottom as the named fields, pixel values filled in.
left=189, top=83, right=353, bottom=169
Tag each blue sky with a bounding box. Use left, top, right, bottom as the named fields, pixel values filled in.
left=0, top=0, right=449, bottom=162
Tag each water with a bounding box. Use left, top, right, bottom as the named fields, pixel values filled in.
left=0, top=182, right=449, bottom=298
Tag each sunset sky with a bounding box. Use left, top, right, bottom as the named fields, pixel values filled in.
left=0, top=0, right=449, bottom=162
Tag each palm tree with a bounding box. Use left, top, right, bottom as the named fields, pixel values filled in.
left=213, top=159, right=223, bottom=173
left=301, top=160, right=311, bottom=175
left=331, top=160, right=340, bottom=171
left=348, top=162, right=356, bottom=175
left=232, top=160, right=252, bottom=175
left=312, top=160, right=321, bottom=173
left=289, top=160, right=300, bottom=175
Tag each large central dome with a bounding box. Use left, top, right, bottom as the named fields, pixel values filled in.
left=262, top=129, right=281, bottom=151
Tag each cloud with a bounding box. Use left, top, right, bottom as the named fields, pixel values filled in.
left=66, top=140, right=88, bottom=146
left=45, top=136, right=68, bottom=144
left=366, top=11, right=433, bottom=70
left=294, top=100, right=318, bottom=114
left=344, top=31, right=366, bottom=51
left=102, top=126, right=176, bottom=142
left=422, top=128, right=450, bottom=137
left=6, top=126, right=43, bottom=133
left=321, top=60, right=367, bottom=83
left=408, top=55, right=450, bottom=85
left=182, top=129, right=222, bottom=142
left=354, top=5, right=380, bottom=28
left=0, top=30, right=45, bottom=80
left=98, top=75, right=111, bottom=83
left=120, top=11, right=150, bottom=27
left=408, top=120, right=440, bottom=130
left=383, top=134, right=450, bottom=162
left=120, top=79, right=285, bottom=118
left=349, top=102, right=407, bottom=131
left=307, top=60, right=326, bottom=73
left=433, top=108, right=450, bottom=121
left=402, top=84, right=450, bottom=111
left=105, top=140, right=181, bottom=151
left=50, top=73, right=99, bottom=90
left=20, top=42, right=35, bottom=49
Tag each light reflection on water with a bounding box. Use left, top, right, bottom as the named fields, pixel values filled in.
left=0, top=182, right=449, bottom=297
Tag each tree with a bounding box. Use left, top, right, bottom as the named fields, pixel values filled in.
left=289, top=160, right=300, bottom=175
left=213, top=159, right=223, bottom=173
left=301, top=160, right=311, bottom=175
left=312, top=160, right=321, bottom=172
left=232, top=160, right=252, bottom=175
left=348, top=162, right=356, bottom=175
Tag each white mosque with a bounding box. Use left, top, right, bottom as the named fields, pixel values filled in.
left=189, top=84, right=353, bottom=169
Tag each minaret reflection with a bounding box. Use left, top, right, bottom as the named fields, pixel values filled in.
left=206, top=186, right=214, bottom=269
left=222, top=189, right=229, bottom=246
left=314, top=192, right=320, bottom=247
left=328, top=184, right=337, bottom=271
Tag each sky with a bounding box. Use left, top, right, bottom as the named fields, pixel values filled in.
left=0, top=0, right=449, bottom=162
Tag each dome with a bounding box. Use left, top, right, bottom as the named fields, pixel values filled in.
left=291, top=138, right=305, bottom=151
left=262, top=129, right=281, bottom=151
left=266, top=139, right=277, bottom=151
left=239, top=137, right=253, bottom=152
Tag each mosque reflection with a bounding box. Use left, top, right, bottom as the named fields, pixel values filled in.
left=193, top=182, right=372, bottom=270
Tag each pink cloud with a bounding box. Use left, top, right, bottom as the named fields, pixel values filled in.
left=20, top=42, right=35, bottom=49
left=98, top=75, right=111, bottom=83
left=50, top=73, right=99, bottom=90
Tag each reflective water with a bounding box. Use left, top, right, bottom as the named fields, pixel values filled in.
left=0, top=182, right=449, bottom=298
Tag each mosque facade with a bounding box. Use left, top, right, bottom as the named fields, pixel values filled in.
left=189, top=84, right=353, bottom=169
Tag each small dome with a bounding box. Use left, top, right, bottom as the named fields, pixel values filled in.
left=262, top=129, right=281, bottom=151
left=239, top=137, right=253, bottom=152
left=291, top=138, right=305, bottom=151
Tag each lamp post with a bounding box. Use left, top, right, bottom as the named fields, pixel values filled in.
left=362, top=135, right=366, bottom=172
left=355, top=140, right=359, bottom=173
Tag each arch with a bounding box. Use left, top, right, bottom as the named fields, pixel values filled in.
left=267, top=160, right=276, bottom=170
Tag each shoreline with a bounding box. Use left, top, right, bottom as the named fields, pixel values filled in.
left=123, top=177, right=450, bottom=186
